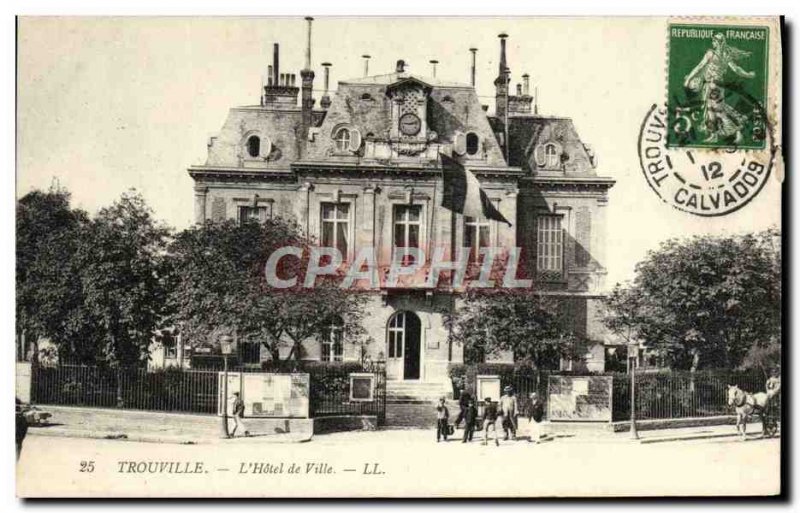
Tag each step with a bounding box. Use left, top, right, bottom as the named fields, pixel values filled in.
left=385, top=400, right=460, bottom=428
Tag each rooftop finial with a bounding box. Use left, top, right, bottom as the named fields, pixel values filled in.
left=429, top=59, right=438, bottom=78
left=362, top=54, right=371, bottom=77
left=304, top=17, right=313, bottom=70
left=469, top=47, right=478, bottom=87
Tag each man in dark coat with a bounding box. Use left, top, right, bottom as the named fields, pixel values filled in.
left=454, top=390, right=471, bottom=428
left=462, top=399, right=478, bottom=443
left=16, top=398, right=29, bottom=460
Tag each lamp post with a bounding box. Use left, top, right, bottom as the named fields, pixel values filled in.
left=628, top=342, right=639, bottom=440
left=220, top=335, right=234, bottom=438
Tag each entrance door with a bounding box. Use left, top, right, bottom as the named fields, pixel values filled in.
left=386, top=311, right=422, bottom=380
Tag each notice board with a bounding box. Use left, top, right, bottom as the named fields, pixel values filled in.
left=547, top=375, right=612, bottom=422
left=217, top=372, right=310, bottom=418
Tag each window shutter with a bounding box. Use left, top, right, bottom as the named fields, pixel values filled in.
left=348, top=128, right=362, bottom=151
left=453, top=131, right=466, bottom=156
left=534, top=144, right=546, bottom=167
left=211, top=197, right=226, bottom=222
left=261, top=136, right=273, bottom=158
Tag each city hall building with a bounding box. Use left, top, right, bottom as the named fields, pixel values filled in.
left=180, top=19, right=615, bottom=384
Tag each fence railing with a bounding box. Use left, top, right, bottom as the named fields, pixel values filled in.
left=458, top=368, right=773, bottom=423
left=31, top=362, right=387, bottom=424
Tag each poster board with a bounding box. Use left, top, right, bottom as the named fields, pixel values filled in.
left=476, top=375, right=501, bottom=402
left=217, top=372, right=310, bottom=418
left=349, top=373, right=376, bottom=402
left=547, top=375, right=613, bottom=422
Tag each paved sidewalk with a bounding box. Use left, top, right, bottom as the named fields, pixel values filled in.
left=28, top=405, right=312, bottom=444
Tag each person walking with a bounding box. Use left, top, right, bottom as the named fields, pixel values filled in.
left=454, top=390, right=471, bottom=428
left=230, top=391, right=250, bottom=438
left=499, top=386, right=518, bottom=441
left=481, top=397, right=500, bottom=447
left=526, top=392, right=545, bottom=444
left=435, top=397, right=450, bottom=442
left=462, top=398, right=478, bottom=443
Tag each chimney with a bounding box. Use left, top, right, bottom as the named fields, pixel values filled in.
left=321, top=62, right=332, bottom=109
left=396, top=59, right=406, bottom=73
left=494, top=33, right=510, bottom=120
left=273, top=43, right=280, bottom=86
left=362, top=55, right=371, bottom=77
left=522, top=73, right=530, bottom=96
left=429, top=59, right=438, bottom=78
left=263, top=42, right=299, bottom=108
left=300, top=16, right=316, bottom=153
left=516, top=83, right=522, bottom=96
left=469, top=47, right=477, bottom=87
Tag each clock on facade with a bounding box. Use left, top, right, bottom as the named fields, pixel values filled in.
left=399, top=113, right=421, bottom=136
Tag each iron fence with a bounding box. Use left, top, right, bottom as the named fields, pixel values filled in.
left=458, top=367, right=773, bottom=422
left=611, top=369, right=767, bottom=421
left=31, top=361, right=387, bottom=423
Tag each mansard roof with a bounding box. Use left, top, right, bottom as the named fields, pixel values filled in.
left=492, top=115, right=598, bottom=175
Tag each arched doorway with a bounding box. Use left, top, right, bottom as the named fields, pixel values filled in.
left=386, top=311, right=422, bottom=380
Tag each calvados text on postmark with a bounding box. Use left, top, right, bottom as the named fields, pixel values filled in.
left=667, top=24, right=769, bottom=150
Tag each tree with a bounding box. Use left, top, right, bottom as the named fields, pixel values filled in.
left=448, top=288, right=587, bottom=370
left=74, top=190, right=171, bottom=367
left=603, top=230, right=781, bottom=372
left=167, top=218, right=369, bottom=361
left=16, top=187, right=89, bottom=362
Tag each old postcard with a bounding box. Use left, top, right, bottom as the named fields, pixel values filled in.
left=15, top=15, right=783, bottom=498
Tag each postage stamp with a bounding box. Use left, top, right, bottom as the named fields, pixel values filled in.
left=667, top=24, right=770, bottom=150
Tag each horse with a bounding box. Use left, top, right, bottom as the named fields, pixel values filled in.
left=726, top=384, right=779, bottom=440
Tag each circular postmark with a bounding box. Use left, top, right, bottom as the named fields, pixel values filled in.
left=637, top=102, right=776, bottom=217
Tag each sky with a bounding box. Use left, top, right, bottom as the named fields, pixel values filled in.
left=16, top=16, right=782, bottom=287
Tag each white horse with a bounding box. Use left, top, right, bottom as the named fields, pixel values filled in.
left=727, top=384, right=780, bottom=440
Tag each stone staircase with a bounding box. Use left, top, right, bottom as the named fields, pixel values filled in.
left=384, top=381, right=458, bottom=428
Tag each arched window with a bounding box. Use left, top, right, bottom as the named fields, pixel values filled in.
left=545, top=143, right=559, bottom=167
left=466, top=132, right=480, bottom=156
left=321, top=318, right=344, bottom=362
left=334, top=127, right=351, bottom=151
left=246, top=135, right=260, bottom=157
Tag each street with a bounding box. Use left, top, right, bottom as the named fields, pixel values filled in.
left=17, top=429, right=780, bottom=497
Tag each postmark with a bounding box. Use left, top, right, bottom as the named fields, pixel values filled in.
left=667, top=24, right=769, bottom=150
left=638, top=103, right=775, bottom=217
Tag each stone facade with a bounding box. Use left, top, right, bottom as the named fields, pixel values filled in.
left=185, top=29, right=615, bottom=384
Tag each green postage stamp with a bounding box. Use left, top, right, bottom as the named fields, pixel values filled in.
left=667, top=24, right=769, bottom=149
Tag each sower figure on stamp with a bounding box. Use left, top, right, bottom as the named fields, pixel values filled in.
left=499, top=386, right=518, bottom=441
left=462, top=398, right=478, bottom=443
left=683, top=32, right=756, bottom=144
left=435, top=397, right=450, bottom=442
left=230, top=391, right=250, bottom=438
left=481, top=397, right=500, bottom=447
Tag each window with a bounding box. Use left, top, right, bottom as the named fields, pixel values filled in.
left=162, top=332, right=177, bottom=359
left=334, top=128, right=351, bottom=151
left=464, top=216, right=491, bottom=262
left=247, top=136, right=260, bottom=157
left=239, top=341, right=261, bottom=364
left=321, top=320, right=344, bottom=362
left=321, top=203, right=350, bottom=259
left=387, top=312, right=405, bottom=358
left=466, top=132, right=480, bottom=156
left=393, top=205, right=422, bottom=265
left=536, top=215, right=563, bottom=275
left=545, top=143, right=559, bottom=167
left=238, top=206, right=268, bottom=225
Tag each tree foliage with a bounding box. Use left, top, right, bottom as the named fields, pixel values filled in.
left=448, top=289, right=587, bottom=370
left=603, top=230, right=781, bottom=371
left=166, top=218, right=371, bottom=360
left=17, top=188, right=171, bottom=366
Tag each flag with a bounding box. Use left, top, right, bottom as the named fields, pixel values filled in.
left=440, top=153, right=512, bottom=226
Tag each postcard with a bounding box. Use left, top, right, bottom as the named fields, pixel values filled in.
left=15, top=15, right=783, bottom=498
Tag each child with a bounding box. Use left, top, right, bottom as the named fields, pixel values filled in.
left=230, top=391, right=250, bottom=438
left=462, top=398, right=478, bottom=443
left=482, top=397, right=500, bottom=447
left=435, top=397, right=449, bottom=442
